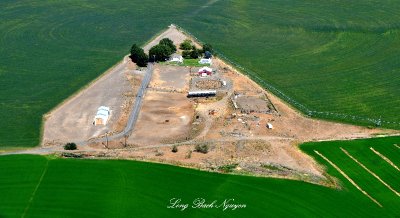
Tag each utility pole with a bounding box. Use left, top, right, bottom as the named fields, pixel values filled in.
left=105, top=131, right=109, bottom=149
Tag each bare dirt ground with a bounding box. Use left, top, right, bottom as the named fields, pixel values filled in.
left=127, top=91, right=194, bottom=146
left=42, top=56, right=143, bottom=145
left=28, top=25, right=400, bottom=185
left=143, top=25, right=196, bottom=53
left=149, top=64, right=191, bottom=92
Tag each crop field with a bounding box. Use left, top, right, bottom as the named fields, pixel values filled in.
left=301, top=136, right=400, bottom=213
left=1, top=0, right=400, bottom=147
left=178, top=0, right=400, bottom=128
left=0, top=154, right=398, bottom=218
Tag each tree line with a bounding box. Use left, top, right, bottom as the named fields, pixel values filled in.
left=129, top=38, right=213, bottom=67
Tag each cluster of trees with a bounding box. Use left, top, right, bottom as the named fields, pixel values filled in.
left=129, top=38, right=214, bottom=66
left=180, top=39, right=199, bottom=59
left=149, top=38, right=177, bottom=62
left=129, top=38, right=177, bottom=67
left=180, top=40, right=213, bottom=59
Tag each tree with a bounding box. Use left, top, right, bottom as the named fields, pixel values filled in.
left=64, top=142, right=77, bottom=150
left=202, top=43, right=214, bottom=54
left=190, top=49, right=200, bottom=59
left=159, top=38, right=176, bottom=53
left=179, top=39, right=193, bottom=50
left=149, top=44, right=173, bottom=62
left=130, top=44, right=148, bottom=67
left=182, top=50, right=191, bottom=59
left=171, top=145, right=178, bottom=153
left=204, top=51, right=212, bottom=59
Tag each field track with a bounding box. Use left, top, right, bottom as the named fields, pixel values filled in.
left=314, top=150, right=382, bottom=207
left=302, top=136, right=400, bottom=211
left=370, top=147, right=400, bottom=172
left=340, top=147, right=400, bottom=197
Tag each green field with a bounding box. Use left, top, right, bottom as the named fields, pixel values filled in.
left=177, top=0, right=400, bottom=128
left=1, top=1, right=399, bottom=143
left=301, top=136, right=400, bottom=213
left=0, top=153, right=398, bottom=218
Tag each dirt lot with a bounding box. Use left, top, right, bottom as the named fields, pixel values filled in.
left=149, top=64, right=191, bottom=92
left=128, top=91, right=194, bottom=146
left=42, top=56, right=142, bottom=145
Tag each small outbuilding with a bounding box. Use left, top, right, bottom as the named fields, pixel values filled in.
left=170, top=54, right=183, bottom=63
left=199, top=58, right=212, bottom=65
left=266, top=123, right=273, bottom=129
left=94, top=106, right=110, bottom=126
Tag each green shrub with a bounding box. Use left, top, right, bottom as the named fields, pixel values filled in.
left=218, top=163, right=239, bottom=173
left=64, top=142, right=77, bottom=150
left=194, top=144, right=209, bottom=154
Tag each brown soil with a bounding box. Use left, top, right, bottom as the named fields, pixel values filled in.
left=128, top=91, right=194, bottom=146
left=195, top=79, right=222, bottom=89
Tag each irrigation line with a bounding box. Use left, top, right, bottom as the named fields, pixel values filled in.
left=314, top=150, right=382, bottom=207
left=173, top=24, right=400, bottom=128
left=370, top=147, right=399, bottom=172
left=394, top=144, right=400, bottom=149
left=21, top=160, right=49, bottom=218
left=340, top=147, right=400, bottom=197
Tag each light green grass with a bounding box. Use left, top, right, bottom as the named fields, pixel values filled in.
left=301, top=136, right=400, bottom=213
left=0, top=154, right=395, bottom=218
left=180, top=58, right=210, bottom=67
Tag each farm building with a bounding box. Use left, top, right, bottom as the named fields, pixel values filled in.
left=198, top=67, right=213, bottom=77
left=170, top=54, right=183, bottom=63
left=199, top=58, right=212, bottom=65
left=94, top=106, right=110, bottom=125
left=187, top=90, right=217, bottom=98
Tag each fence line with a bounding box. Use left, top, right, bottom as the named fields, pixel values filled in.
left=173, top=24, right=400, bottom=127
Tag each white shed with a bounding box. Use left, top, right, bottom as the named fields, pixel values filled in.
left=94, top=106, right=110, bottom=125
left=170, top=54, right=183, bottom=63
left=266, top=123, right=273, bottom=129
left=199, top=58, right=212, bottom=65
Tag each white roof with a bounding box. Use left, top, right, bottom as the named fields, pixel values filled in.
left=199, top=58, right=212, bottom=64
left=98, top=106, right=110, bottom=112
left=188, top=90, right=217, bottom=95
left=95, top=106, right=110, bottom=122
left=198, top=67, right=213, bottom=72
